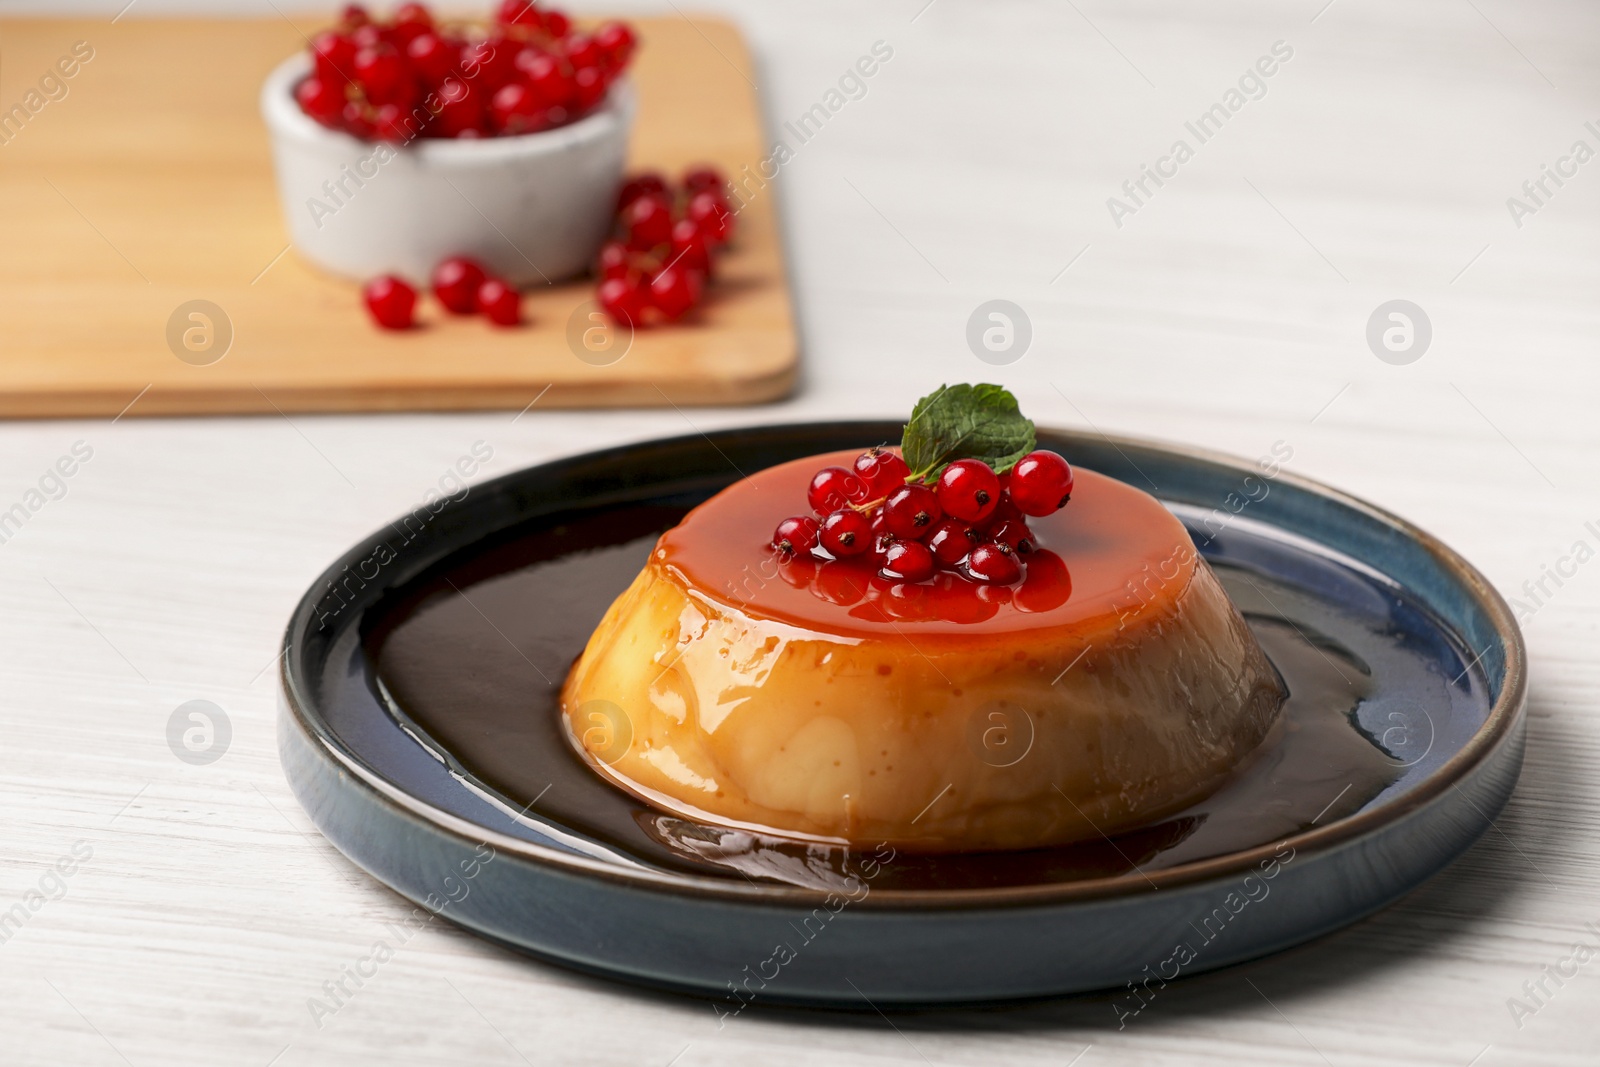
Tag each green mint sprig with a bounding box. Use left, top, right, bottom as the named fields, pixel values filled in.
left=901, top=383, right=1036, bottom=484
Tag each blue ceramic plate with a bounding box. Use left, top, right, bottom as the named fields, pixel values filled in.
left=278, top=422, right=1526, bottom=1007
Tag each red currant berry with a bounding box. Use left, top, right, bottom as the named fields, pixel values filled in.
left=495, top=0, right=539, bottom=26
left=597, top=240, right=631, bottom=281
left=432, top=84, right=486, bottom=137
left=772, top=515, right=820, bottom=556
left=882, top=484, right=942, bottom=540
left=668, top=218, right=713, bottom=278
left=617, top=172, right=668, bottom=211
left=372, top=103, right=415, bottom=143
left=966, top=542, right=1021, bottom=584
left=853, top=448, right=910, bottom=497
left=562, top=32, right=600, bottom=69
left=807, top=467, right=869, bottom=514
left=820, top=509, right=871, bottom=557
left=647, top=265, right=703, bottom=321
left=927, top=519, right=979, bottom=567
left=431, top=256, right=487, bottom=314
left=869, top=531, right=897, bottom=567
left=571, top=65, right=607, bottom=111
left=362, top=275, right=416, bottom=330
left=987, top=518, right=1034, bottom=554
left=350, top=22, right=385, bottom=50
left=296, top=77, right=345, bottom=126
left=391, top=4, right=433, bottom=48
left=311, top=31, right=357, bottom=84
left=394, top=2, right=433, bottom=28
left=461, top=39, right=516, bottom=90
left=683, top=164, right=728, bottom=195
left=477, top=278, right=522, bottom=326
left=541, top=9, right=572, bottom=37
left=687, top=190, right=734, bottom=244
left=518, top=51, right=573, bottom=108
left=936, top=459, right=1001, bottom=523
left=1008, top=450, right=1074, bottom=516
left=339, top=4, right=371, bottom=29
left=881, top=540, right=935, bottom=583
left=595, top=22, right=636, bottom=70
left=597, top=275, right=648, bottom=326
left=354, top=45, right=408, bottom=105
left=623, top=194, right=673, bottom=250
left=339, top=100, right=375, bottom=139
left=491, top=81, right=544, bottom=133
left=406, top=32, right=455, bottom=86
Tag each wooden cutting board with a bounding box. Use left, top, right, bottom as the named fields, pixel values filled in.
left=0, top=16, right=795, bottom=418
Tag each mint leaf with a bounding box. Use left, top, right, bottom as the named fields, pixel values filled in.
left=901, top=383, right=1036, bottom=482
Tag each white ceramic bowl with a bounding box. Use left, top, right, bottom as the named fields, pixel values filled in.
left=260, top=54, right=634, bottom=286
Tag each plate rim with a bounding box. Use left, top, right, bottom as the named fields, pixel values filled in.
left=279, top=420, right=1527, bottom=910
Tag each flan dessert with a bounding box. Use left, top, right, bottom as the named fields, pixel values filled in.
left=561, top=387, right=1285, bottom=852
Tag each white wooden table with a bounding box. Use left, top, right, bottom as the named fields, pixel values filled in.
left=3, top=1, right=1597, bottom=1064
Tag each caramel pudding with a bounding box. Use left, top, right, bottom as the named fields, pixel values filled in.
left=560, top=451, right=1286, bottom=852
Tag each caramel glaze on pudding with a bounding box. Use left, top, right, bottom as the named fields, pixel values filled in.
left=561, top=451, right=1286, bottom=853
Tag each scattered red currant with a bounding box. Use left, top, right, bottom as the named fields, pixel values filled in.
left=598, top=276, right=648, bottom=327
left=477, top=277, right=521, bottom=325
left=688, top=191, right=734, bottom=245
left=597, top=241, right=632, bottom=282
left=820, top=509, right=871, bottom=557
left=683, top=164, right=728, bottom=195
left=432, top=256, right=486, bottom=314
left=966, top=542, right=1021, bottom=584
left=648, top=265, right=703, bottom=321
left=669, top=219, right=713, bottom=278
left=882, top=484, right=942, bottom=540
left=937, top=459, right=1001, bottom=523
left=362, top=275, right=416, bottom=329
left=622, top=195, right=673, bottom=251
left=617, top=172, right=669, bottom=211
left=1008, top=450, right=1074, bottom=517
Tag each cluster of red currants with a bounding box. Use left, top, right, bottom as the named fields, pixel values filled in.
left=361, top=255, right=522, bottom=329
left=772, top=449, right=1075, bottom=586
left=296, top=2, right=636, bottom=143
left=596, top=169, right=736, bottom=326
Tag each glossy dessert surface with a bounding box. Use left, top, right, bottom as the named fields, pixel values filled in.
left=560, top=452, right=1287, bottom=852
left=663, top=451, right=1188, bottom=637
